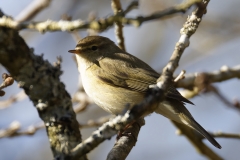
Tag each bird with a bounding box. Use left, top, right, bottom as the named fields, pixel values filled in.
left=68, top=35, right=221, bottom=149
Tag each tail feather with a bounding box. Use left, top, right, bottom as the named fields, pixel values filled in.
left=188, top=118, right=222, bottom=149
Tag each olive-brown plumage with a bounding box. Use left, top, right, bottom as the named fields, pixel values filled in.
left=68, top=36, right=221, bottom=149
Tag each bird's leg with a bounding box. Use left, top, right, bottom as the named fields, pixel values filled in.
left=116, top=119, right=143, bottom=142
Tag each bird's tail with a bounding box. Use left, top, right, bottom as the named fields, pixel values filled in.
left=156, top=101, right=221, bottom=149
left=187, top=117, right=222, bottom=149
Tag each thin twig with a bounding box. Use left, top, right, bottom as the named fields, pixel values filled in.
left=111, top=0, right=126, bottom=51
left=0, top=73, right=14, bottom=97
left=123, top=0, right=139, bottom=15
left=0, top=73, right=14, bottom=90
left=176, top=65, right=240, bottom=89
left=209, top=132, right=240, bottom=139
left=174, top=70, right=186, bottom=82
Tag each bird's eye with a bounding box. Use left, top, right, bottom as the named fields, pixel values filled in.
left=91, top=46, right=98, bottom=51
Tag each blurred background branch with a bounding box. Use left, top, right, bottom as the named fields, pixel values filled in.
left=0, top=0, right=201, bottom=32
left=0, top=116, right=111, bottom=139
left=15, top=0, right=52, bottom=22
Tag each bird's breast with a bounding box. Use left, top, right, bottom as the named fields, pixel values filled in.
left=80, top=65, right=144, bottom=115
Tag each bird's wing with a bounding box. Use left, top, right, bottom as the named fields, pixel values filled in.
left=166, top=86, right=194, bottom=105
left=95, top=52, right=158, bottom=93
left=96, top=52, right=193, bottom=104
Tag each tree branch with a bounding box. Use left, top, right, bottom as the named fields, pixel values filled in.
left=0, top=11, right=86, bottom=160
left=0, top=0, right=201, bottom=32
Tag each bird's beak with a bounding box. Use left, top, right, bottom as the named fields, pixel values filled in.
left=68, top=49, right=80, bottom=54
